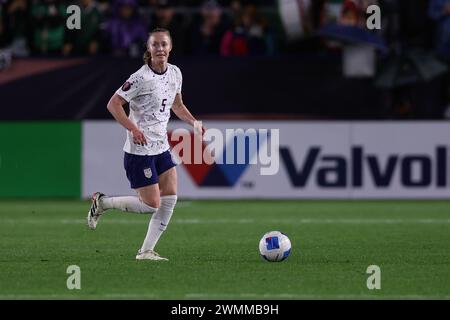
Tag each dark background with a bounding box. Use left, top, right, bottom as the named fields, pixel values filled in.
left=0, top=0, right=448, bottom=120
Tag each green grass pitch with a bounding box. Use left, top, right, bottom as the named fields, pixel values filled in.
left=0, top=199, right=449, bottom=300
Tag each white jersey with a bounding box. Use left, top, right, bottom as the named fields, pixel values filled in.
left=116, top=63, right=182, bottom=155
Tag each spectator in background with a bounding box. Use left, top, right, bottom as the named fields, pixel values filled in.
left=220, top=9, right=249, bottom=56
left=429, top=0, right=450, bottom=57
left=3, top=0, right=30, bottom=56
left=149, top=0, right=188, bottom=56
left=104, top=0, right=147, bottom=57
left=96, top=0, right=112, bottom=16
left=226, top=0, right=242, bottom=23
left=340, top=0, right=360, bottom=25
left=220, top=3, right=274, bottom=56
left=429, top=0, right=450, bottom=118
left=277, top=0, right=315, bottom=52
left=339, top=0, right=379, bottom=27
left=30, top=0, right=67, bottom=55
left=190, top=0, right=228, bottom=55
left=63, top=0, right=101, bottom=56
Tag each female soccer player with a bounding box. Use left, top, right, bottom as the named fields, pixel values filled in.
left=87, top=28, right=204, bottom=261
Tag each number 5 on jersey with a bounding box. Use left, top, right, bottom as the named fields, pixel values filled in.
left=160, top=99, right=167, bottom=112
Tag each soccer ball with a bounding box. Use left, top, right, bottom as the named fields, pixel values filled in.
left=259, top=231, right=291, bottom=262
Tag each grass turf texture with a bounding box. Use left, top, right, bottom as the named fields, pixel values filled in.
left=0, top=200, right=449, bottom=300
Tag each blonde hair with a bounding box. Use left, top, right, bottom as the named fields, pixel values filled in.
left=143, top=28, right=172, bottom=64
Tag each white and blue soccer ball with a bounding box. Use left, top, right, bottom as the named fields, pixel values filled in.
left=259, top=231, right=291, bottom=262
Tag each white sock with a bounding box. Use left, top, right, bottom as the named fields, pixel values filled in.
left=100, top=196, right=157, bottom=214
left=140, top=195, right=177, bottom=252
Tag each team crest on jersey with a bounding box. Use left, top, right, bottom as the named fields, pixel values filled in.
left=122, top=81, right=131, bottom=91
left=144, top=168, right=152, bottom=179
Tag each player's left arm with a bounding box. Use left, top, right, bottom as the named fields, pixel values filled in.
left=171, top=93, right=205, bottom=134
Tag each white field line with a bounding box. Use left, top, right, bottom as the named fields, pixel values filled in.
left=0, top=292, right=448, bottom=300
left=184, top=293, right=450, bottom=300
left=0, top=218, right=450, bottom=225
left=0, top=293, right=158, bottom=300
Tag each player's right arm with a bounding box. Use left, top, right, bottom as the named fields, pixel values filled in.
left=107, top=93, right=147, bottom=146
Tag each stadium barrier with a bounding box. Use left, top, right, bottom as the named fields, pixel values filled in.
left=83, top=120, right=450, bottom=199
left=0, top=56, right=388, bottom=120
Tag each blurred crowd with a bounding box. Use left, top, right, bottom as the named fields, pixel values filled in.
left=0, top=0, right=447, bottom=59
left=1, top=0, right=450, bottom=58
left=0, top=0, right=280, bottom=58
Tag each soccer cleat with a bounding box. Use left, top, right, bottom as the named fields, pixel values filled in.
left=136, top=249, right=169, bottom=261
left=87, top=192, right=106, bottom=230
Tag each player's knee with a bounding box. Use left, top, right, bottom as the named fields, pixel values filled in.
left=141, top=197, right=160, bottom=209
